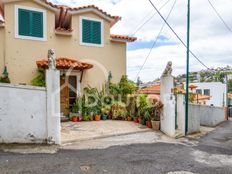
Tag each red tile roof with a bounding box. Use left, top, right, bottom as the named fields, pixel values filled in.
left=67, top=5, right=121, bottom=22
left=43, top=0, right=65, bottom=9
left=189, top=84, right=198, bottom=90
left=1, top=1, right=121, bottom=27
left=138, top=85, right=161, bottom=94
left=43, top=1, right=121, bottom=27
left=110, top=34, right=137, bottom=42
left=36, top=57, right=93, bottom=70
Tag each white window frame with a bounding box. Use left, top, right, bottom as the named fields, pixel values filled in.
left=15, top=5, right=47, bottom=41
left=79, top=16, right=104, bottom=47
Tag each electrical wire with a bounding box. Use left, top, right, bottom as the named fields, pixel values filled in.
left=148, top=0, right=210, bottom=70
left=131, top=0, right=172, bottom=36
left=207, top=0, right=232, bottom=33
left=134, top=0, right=177, bottom=80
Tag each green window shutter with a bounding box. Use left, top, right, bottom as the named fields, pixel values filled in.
left=82, top=19, right=101, bottom=45
left=18, top=9, right=30, bottom=36
left=18, top=9, right=43, bottom=38
left=31, top=11, right=43, bottom=38
left=82, top=19, right=91, bottom=43
left=92, top=21, right=101, bottom=44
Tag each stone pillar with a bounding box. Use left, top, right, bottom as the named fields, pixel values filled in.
left=46, top=69, right=61, bottom=144
left=160, top=75, right=176, bottom=137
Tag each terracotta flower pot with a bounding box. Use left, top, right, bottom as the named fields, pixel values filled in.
left=146, top=121, right=152, bottom=128
left=72, top=116, right=78, bottom=122
left=127, top=116, right=133, bottom=121
left=134, top=117, right=139, bottom=123
left=95, top=115, right=101, bottom=121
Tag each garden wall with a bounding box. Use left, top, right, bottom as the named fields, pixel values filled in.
left=0, top=69, right=61, bottom=144
left=176, top=95, right=201, bottom=135
left=190, top=104, right=225, bottom=127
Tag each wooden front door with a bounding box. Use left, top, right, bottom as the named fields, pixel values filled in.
left=60, top=76, right=77, bottom=115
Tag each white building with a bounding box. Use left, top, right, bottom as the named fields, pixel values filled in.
left=190, top=82, right=227, bottom=107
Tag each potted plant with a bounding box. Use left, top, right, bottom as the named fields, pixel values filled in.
left=140, top=117, right=146, bottom=125
left=144, top=111, right=152, bottom=128
left=126, top=96, right=136, bottom=121
left=133, top=106, right=139, bottom=123
left=101, top=105, right=110, bottom=121
left=70, top=99, right=81, bottom=122
left=133, top=115, right=139, bottom=123
left=83, top=114, right=91, bottom=121
left=151, top=101, right=163, bottom=130
left=94, top=108, right=101, bottom=121
left=111, top=102, right=127, bottom=120
left=137, top=95, right=148, bottom=125
left=127, top=112, right=133, bottom=121
left=108, top=110, right=113, bottom=120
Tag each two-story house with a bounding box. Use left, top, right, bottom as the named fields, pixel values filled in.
left=0, top=0, right=136, bottom=113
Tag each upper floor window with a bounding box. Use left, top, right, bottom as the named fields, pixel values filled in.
left=80, top=16, right=103, bottom=47
left=204, top=89, right=210, bottom=96
left=196, top=89, right=202, bottom=95
left=15, top=5, right=46, bottom=41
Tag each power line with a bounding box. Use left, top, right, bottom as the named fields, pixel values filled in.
left=134, top=0, right=177, bottom=80
left=148, top=0, right=210, bottom=70
left=131, top=0, right=172, bottom=36
left=207, top=0, right=232, bottom=33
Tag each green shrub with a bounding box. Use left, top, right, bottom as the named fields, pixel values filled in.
left=31, top=68, right=45, bottom=87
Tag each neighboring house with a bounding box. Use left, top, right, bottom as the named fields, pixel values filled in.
left=0, top=0, right=136, bottom=113
left=190, top=82, right=227, bottom=107
left=137, top=85, right=160, bottom=100
left=137, top=84, right=210, bottom=104
left=139, top=79, right=160, bottom=89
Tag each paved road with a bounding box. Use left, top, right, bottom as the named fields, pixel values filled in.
left=0, top=120, right=231, bottom=174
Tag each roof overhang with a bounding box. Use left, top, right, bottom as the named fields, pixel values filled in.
left=1, top=0, right=59, bottom=12
left=68, top=6, right=121, bottom=27
left=110, top=34, right=137, bottom=43
left=36, top=57, right=94, bottom=71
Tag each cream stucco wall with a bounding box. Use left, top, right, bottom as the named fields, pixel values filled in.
left=2, top=0, right=126, bottom=90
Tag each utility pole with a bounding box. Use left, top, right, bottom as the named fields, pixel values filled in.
left=185, top=0, right=191, bottom=135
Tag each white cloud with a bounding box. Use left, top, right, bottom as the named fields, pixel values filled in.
left=50, top=0, right=232, bottom=82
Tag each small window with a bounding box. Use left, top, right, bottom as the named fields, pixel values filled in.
left=204, top=89, right=210, bottom=96
left=15, top=5, right=46, bottom=41
left=196, top=89, right=202, bottom=94
left=80, top=17, right=103, bottom=46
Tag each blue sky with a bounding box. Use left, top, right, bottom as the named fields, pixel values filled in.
left=50, top=0, right=232, bottom=82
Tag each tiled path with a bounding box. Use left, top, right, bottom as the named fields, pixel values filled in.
left=61, top=120, right=154, bottom=144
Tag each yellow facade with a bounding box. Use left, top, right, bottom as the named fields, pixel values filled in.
left=0, top=0, right=127, bottom=90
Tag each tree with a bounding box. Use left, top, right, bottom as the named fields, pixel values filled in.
left=119, top=75, right=137, bottom=97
